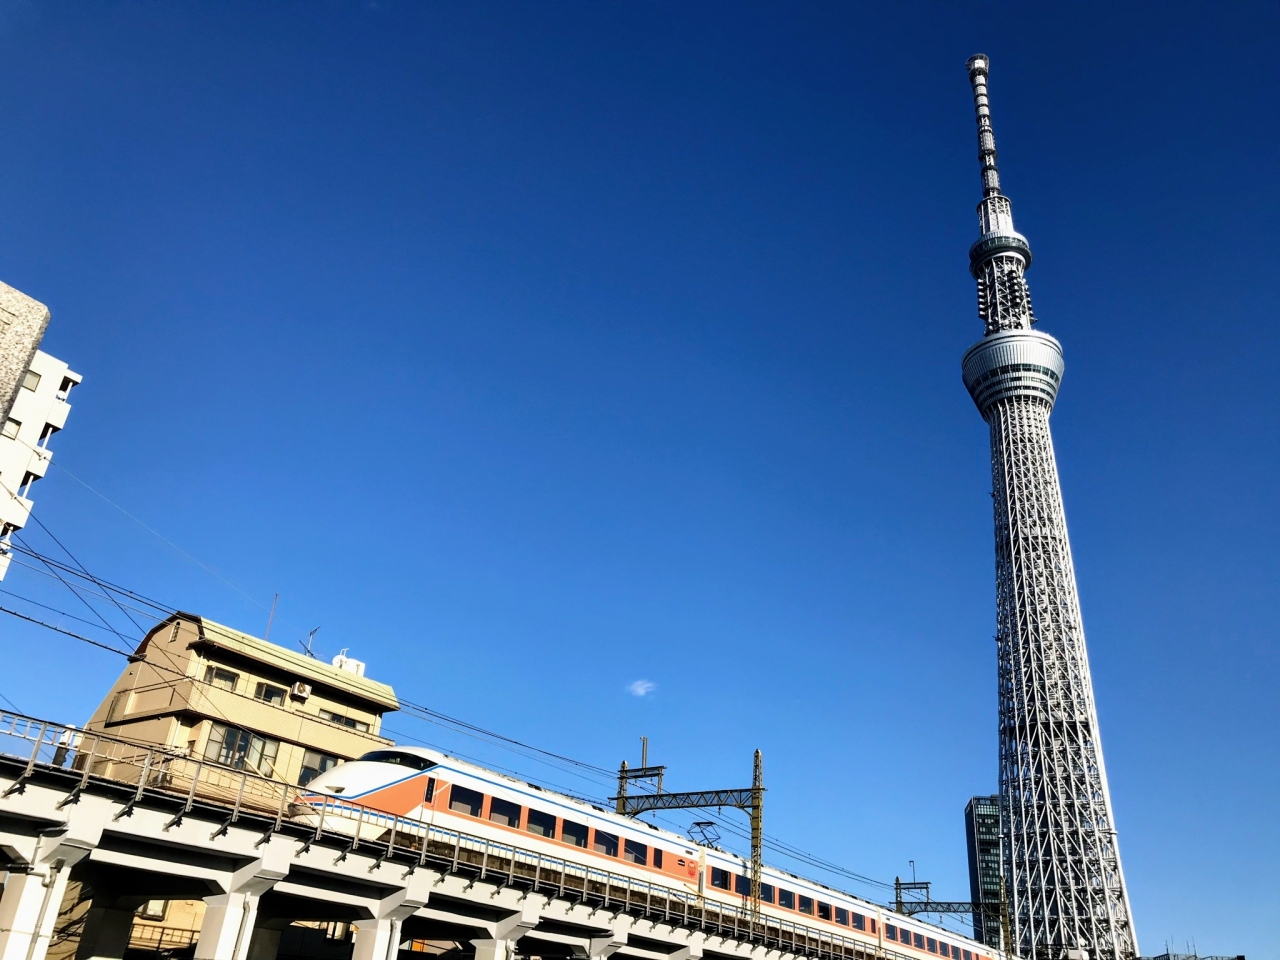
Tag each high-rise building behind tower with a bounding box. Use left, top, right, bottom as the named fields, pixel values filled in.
left=959, top=55, right=1138, bottom=960
left=965, top=796, right=1003, bottom=950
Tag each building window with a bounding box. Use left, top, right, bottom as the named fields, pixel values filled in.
left=2, top=419, right=20, bottom=439
left=561, top=819, right=588, bottom=848
left=710, top=867, right=731, bottom=890
left=593, top=830, right=618, bottom=857
left=204, top=723, right=279, bottom=776
left=299, top=749, right=339, bottom=786
left=489, top=797, right=521, bottom=828
left=835, top=907, right=849, bottom=926
left=526, top=808, right=556, bottom=838
left=21, top=371, right=40, bottom=391
left=319, top=709, right=370, bottom=733
left=623, top=839, right=647, bottom=865
left=204, top=666, right=239, bottom=692
left=255, top=682, right=287, bottom=705
left=778, top=889, right=795, bottom=909
left=798, top=895, right=814, bottom=915
left=818, top=902, right=832, bottom=921
left=448, top=785, right=484, bottom=817
left=135, top=900, right=167, bottom=921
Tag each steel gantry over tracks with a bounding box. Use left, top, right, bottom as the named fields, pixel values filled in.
left=613, top=750, right=765, bottom=926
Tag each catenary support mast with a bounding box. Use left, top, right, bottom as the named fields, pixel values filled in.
left=959, top=54, right=1138, bottom=960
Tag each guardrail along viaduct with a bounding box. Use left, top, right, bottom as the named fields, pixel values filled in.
left=0, top=714, right=912, bottom=960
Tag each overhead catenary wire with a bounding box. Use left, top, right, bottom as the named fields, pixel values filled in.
left=1, top=493, right=912, bottom=905
left=0, top=592, right=903, bottom=901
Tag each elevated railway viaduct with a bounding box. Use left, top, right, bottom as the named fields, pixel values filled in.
left=0, top=715, right=905, bottom=960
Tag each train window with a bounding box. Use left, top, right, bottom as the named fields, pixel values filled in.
left=799, top=896, right=814, bottom=915
left=760, top=884, right=774, bottom=904
left=357, top=751, right=437, bottom=771
left=561, top=820, right=588, bottom=848
left=623, top=840, right=647, bottom=865
left=526, top=809, right=556, bottom=838
left=735, top=874, right=751, bottom=897
left=593, top=830, right=619, bottom=857
left=425, top=778, right=436, bottom=803
left=448, top=785, right=484, bottom=817
left=710, top=867, right=731, bottom=890
left=835, top=907, right=849, bottom=926
left=914, top=933, right=925, bottom=949
left=489, top=797, right=521, bottom=828
left=818, top=902, right=832, bottom=921
left=653, top=849, right=663, bottom=869
left=952, top=946, right=963, bottom=959
left=778, top=889, right=795, bottom=909
left=963, top=952, right=972, bottom=960
left=885, top=924, right=898, bottom=942
left=852, top=913, right=866, bottom=931
left=928, top=938, right=938, bottom=953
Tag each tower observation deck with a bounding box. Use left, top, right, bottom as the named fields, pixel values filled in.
left=959, top=55, right=1138, bottom=960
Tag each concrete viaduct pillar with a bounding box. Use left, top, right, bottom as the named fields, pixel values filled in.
left=0, top=806, right=104, bottom=960
left=351, top=874, right=431, bottom=960
left=470, top=899, right=546, bottom=960
left=74, top=897, right=149, bottom=960
left=193, top=843, right=291, bottom=960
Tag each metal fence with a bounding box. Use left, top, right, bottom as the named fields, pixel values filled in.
left=0, top=711, right=933, bottom=960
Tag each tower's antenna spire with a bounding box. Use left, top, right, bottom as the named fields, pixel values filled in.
left=966, top=54, right=1002, bottom=198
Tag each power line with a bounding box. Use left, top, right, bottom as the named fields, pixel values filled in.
left=0, top=524, right=906, bottom=903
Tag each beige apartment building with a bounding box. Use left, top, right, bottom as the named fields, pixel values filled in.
left=85, top=612, right=399, bottom=787
left=57, top=612, right=402, bottom=959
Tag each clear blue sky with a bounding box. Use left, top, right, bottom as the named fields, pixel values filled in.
left=0, top=2, right=1276, bottom=956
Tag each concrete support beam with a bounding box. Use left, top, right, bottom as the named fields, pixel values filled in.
left=193, top=841, right=291, bottom=960
left=0, top=806, right=104, bottom=960
left=244, top=928, right=281, bottom=960
left=470, top=897, right=546, bottom=960
left=74, top=899, right=147, bottom=960
left=351, top=874, right=431, bottom=960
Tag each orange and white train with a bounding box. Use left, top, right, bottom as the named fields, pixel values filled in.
left=295, top=747, right=993, bottom=960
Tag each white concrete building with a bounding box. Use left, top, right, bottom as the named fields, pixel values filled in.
left=0, top=349, right=81, bottom=578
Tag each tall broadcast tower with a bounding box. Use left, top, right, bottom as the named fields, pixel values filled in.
left=959, top=56, right=1138, bottom=960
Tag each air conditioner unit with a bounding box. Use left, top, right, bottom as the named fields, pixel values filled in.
left=290, top=682, right=312, bottom=701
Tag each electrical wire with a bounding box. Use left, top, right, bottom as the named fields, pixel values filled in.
left=0, top=528, right=909, bottom=903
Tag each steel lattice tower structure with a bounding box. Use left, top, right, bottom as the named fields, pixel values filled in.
left=958, top=55, right=1138, bottom=960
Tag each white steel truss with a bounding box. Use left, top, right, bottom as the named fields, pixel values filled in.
left=960, top=55, right=1138, bottom=960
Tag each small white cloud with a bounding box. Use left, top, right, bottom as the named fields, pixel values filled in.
left=628, top=679, right=656, bottom=697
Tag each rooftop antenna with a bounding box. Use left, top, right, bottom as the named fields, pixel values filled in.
left=299, top=626, right=320, bottom=659
left=264, top=593, right=279, bottom=642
